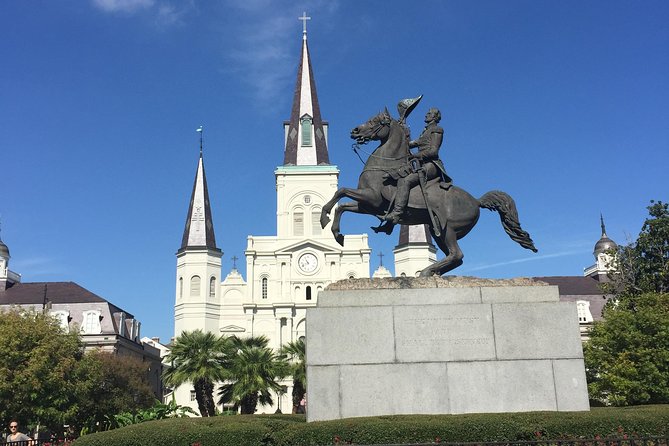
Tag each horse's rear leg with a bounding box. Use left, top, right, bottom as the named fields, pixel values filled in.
left=419, top=225, right=463, bottom=276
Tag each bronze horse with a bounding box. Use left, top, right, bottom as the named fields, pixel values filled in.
left=320, top=109, right=537, bottom=276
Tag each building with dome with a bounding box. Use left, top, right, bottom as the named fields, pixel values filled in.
left=536, top=215, right=618, bottom=340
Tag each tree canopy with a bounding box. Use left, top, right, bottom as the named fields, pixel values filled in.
left=163, top=330, right=228, bottom=417
left=0, top=309, right=84, bottom=432
left=0, top=309, right=160, bottom=436
left=280, top=339, right=305, bottom=414
left=585, top=200, right=669, bottom=406
left=218, top=335, right=288, bottom=414
left=605, top=200, right=669, bottom=299
left=76, top=351, right=157, bottom=432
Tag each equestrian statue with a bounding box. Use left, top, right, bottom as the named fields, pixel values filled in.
left=320, top=96, right=538, bottom=277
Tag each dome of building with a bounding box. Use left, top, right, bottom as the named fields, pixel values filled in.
left=593, top=215, right=618, bottom=257
left=0, top=239, right=9, bottom=259
left=594, top=235, right=617, bottom=256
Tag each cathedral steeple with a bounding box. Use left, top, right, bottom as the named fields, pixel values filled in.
left=283, top=13, right=330, bottom=166
left=179, top=147, right=219, bottom=253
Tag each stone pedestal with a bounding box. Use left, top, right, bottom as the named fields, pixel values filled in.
left=305, top=277, right=589, bottom=422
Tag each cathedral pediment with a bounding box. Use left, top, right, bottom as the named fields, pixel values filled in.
left=275, top=239, right=341, bottom=255
left=219, top=325, right=246, bottom=333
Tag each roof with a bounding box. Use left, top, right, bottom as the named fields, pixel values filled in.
left=180, top=154, right=219, bottom=252
left=534, top=276, right=606, bottom=295
left=0, top=281, right=131, bottom=317
left=534, top=275, right=610, bottom=320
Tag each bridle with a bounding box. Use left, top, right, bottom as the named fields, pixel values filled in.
left=352, top=114, right=408, bottom=165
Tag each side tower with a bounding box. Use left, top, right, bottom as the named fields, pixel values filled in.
left=583, top=214, right=618, bottom=282
left=174, top=147, right=222, bottom=337
left=393, top=224, right=437, bottom=277
left=0, top=229, right=21, bottom=291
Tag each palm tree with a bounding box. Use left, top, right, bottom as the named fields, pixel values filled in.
left=163, top=330, right=228, bottom=417
left=217, top=335, right=289, bottom=414
left=280, top=338, right=306, bottom=413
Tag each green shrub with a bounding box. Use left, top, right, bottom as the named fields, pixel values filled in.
left=72, top=405, right=669, bottom=446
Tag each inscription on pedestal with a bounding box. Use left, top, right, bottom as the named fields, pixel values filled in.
left=394, top=305, right=496, bottom=362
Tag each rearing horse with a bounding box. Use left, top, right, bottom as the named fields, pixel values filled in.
left=320, top=109, right=537, bottom=276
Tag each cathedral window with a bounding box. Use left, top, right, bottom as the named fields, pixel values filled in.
left=301, top=116, right=313, bottom=146
left=179, top=277, right=183, bottom=298
left=262, top=277, right=268, bottom=299
left=294, top=211, right=304, bottom=236
left=306, top=286, right=312, bottom=301
left=209, top=276, right=216, bottom=297
left=311, top=208, right=321, bottom=235
left=190, top=276, right=201, bottom=297
left=81, top=310, right=102, bottom=334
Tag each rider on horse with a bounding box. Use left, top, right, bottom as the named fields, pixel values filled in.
left=384, top=104, right=453, bottom=224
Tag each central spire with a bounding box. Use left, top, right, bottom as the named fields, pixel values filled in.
left=283, top=13, right=329, bottom=166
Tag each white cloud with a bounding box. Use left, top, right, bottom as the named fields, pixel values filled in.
left=155, top=3, right=189, bottom=27
left=464, top=249, right=587, bottom=273
left=218, top=0, right=340, bottom=111
left=92, top=0, right=155, bottom=13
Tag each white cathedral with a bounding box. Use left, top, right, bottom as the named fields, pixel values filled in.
left=171, top=24, right=436, bottom=413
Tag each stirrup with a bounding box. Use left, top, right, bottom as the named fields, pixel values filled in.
left=384, top=211, right=402, bottom=224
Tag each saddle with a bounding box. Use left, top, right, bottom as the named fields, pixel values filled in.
left=406, top=177, right=450, bottom=210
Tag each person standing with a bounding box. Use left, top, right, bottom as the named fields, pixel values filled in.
left=6, top=421, right=33, bottom=445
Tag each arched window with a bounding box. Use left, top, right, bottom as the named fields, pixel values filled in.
left=179, top=277, right=183, bottom=298
left=311, top=208, right=321, bottom=235
left=81, top=310, right=102, bottom=334
left=301, top=116, right=313, bottom=146
left=209, top=276, right=216, bottom=297
left=294, top=210, right=304, bottom=236
left=262, top=277, right=268, bottom=299
left=306, top=286, right=312, bottom=301
left=190, top=276, right=201, bottom=297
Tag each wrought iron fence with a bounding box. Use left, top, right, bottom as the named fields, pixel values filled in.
left=0, top=440, right=73, bottom=446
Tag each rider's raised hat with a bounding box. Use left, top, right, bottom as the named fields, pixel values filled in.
left=397, top=95, right=423, bottom=122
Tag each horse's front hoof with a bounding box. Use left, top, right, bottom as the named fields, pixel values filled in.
left=335, top=233, right=345, bottom=246
left=320, top=215, right=331, bottom=229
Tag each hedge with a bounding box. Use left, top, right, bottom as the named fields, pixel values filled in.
left=72, top=405, right=669, bottom=446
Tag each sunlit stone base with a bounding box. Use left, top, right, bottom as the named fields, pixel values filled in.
left=305, top=277, right=589, bottom=422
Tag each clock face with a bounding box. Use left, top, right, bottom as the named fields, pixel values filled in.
left=298, top=253, right=318, bottom=273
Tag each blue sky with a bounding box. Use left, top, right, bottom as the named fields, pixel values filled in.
left=2, top=0, right=667, bottom=343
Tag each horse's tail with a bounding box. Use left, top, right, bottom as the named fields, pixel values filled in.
left=479, top=190, right=538, bottom=252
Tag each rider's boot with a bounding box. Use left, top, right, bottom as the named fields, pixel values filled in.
left=385, top=182, right=410, bottom=224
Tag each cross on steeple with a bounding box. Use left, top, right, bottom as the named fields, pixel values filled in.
left=378, top=251, right=385, bottom=267
left=298, top=12, right=311, bottom=38
left=197, top=126, right=204, bottom=155
left=231, top=255, right=239, bottom=269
